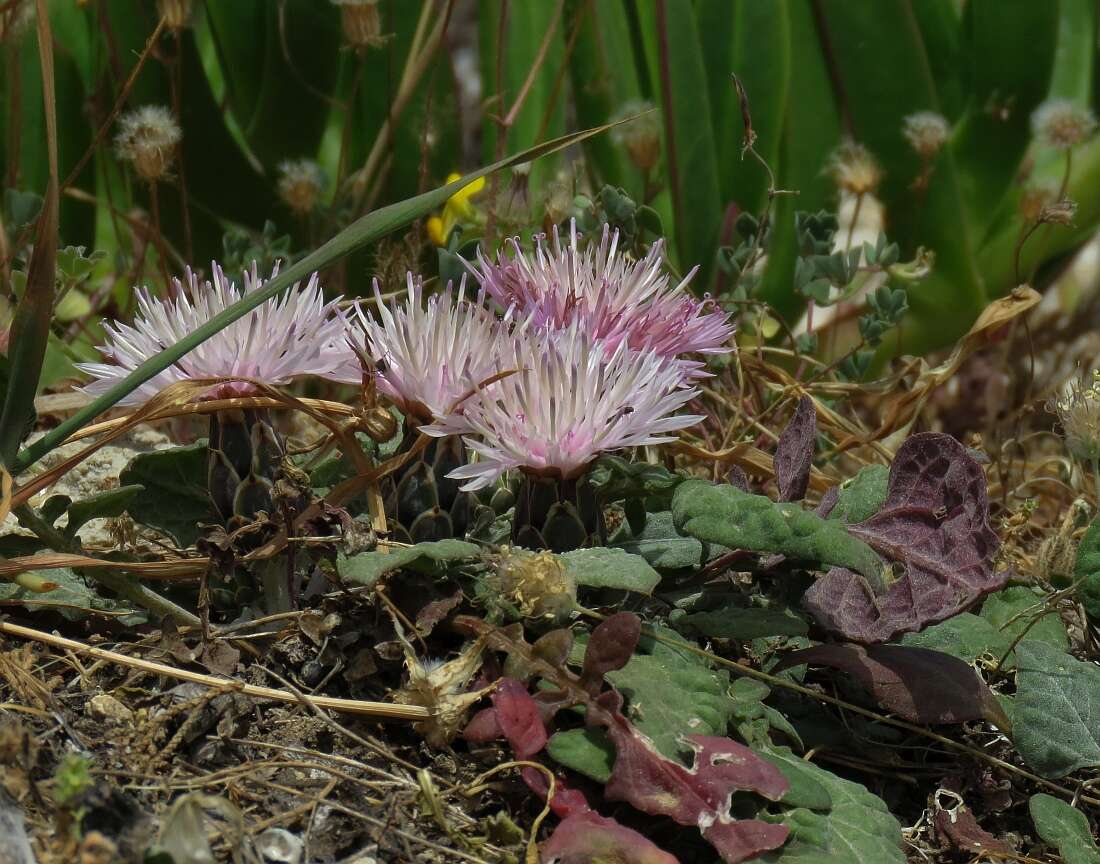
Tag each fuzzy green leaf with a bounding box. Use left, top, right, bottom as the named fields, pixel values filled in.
left=1074, top=515, right=1100, bottom=619
left=0, top=567, right=142, bottom=624
left=677, top=606, right=808, bottom=640
left=899, top=613, right=1012, bottom=664
left=546, top=728, right=616, bottom=784
left=63, top=484, right=144, bottom=540
left=118, top=444, right=216, bottom=548
left=826, top=465, right=889, bottom=524
left=751, top=747, right=904, bottom=864
left=560, top=547, right=661, bottom=594
left=672, top=480, right=884, bottom=583
left=337, top=539, right=482, bottom=589
left=610, top=510, right=722, bottom=571
left=1015, top=641, right=1100, bottom=778
left=980, top=586, right=1070, bottom=667
left=604, top=634, right=733, bottom=762
left=1029, top=794, right=1100, bottom=864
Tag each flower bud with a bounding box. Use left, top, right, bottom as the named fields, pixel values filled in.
left=156, top=0, right=192, bottom=29
left=330, top=0, right=386, bottom=49
left=1054, top=371, right=1100, bottom=464
left=361, top=406, right=398, bottom=443
left=115, top=105, right=181, bottom=182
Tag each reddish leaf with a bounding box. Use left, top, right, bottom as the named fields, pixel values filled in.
left=580, top=612, right=641, bottom=694
left=542, top=812, right=681, bottom=864
left=415, top=590, right=464, bottom=636
left=933, top=798, right=1014, bottom=856
left=462, top=707, right=503, bottom=744
left=775, top=395, right=816, bottom=502
left=492, top=678, right=547, bottom=759
left=803, top=433, right=1003, bottom=642
left=774, top=644, right=1010, bottom=729
left=727, top=465, right=750, bottom=492
left=591, top=690, right=789, bottom=864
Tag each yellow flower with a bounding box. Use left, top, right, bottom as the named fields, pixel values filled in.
left=427, top=172, right=485, bottom=246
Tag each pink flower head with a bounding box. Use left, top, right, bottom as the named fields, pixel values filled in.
left=78, top=262, right=351, bottom=406
left=469, top=221, right=733, bottom=377
left=421, top=322, right=704, bottom=490
left=343, top=273, right=510, bottom=426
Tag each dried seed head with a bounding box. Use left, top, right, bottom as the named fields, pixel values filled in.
left=115, top=105, right=181, bottom=182
left=611, top=101, right=661, bottom=172
left=902, top=111, right=950, bottom=159
left=493, top=546, right=577, bottom=620
left=1053, top=371, right=1100, bottom=464
left=1031, top=99, right=1098, bottom=150
left=826, top=140, right=882, bottom=196
left=1018, top=180, right=1059, bottom=223
left=277, top=159, right=326, bottom=216
left=0, top=0, right=35, bottom=40
left=1039, top=196, right=1078, bottom=227
left=156, top=0, right=192, bottom=29
left=330, top=0, right=386, bottom=48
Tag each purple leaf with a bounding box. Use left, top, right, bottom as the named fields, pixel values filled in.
left=773, top=644, right=1010, bottom=729
left=580, top=612, right=641, bottom=694
left=775, top=395, right=816, bottom=502
left=933, top=798, right=1015, bottom=856
left=803, top=433, right=1003, bottom=642
left=542, top=812, right=681, bottom=864
left=815, top=485, right=839, bottom=518
left=592, top=690, right=789, bottom=864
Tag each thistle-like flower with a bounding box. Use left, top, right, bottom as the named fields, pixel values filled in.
left=422, top=323, right=704, bottom=491
left=1031, top=99, right=1098, bottom=150
left=277, top=159, right=326, bottom=216
left=330, top=0, right=387, bottom=48
left=469, top=222, right=732, bottom=376
left=902, top=111, right=950, bottom=159
left=826, top=139, right=882, bottom=196
left=115, top=105, right=182, bottom=182
left=78, top=263, right=351, bottom=406
left=343, top=274, right=508, bottom=427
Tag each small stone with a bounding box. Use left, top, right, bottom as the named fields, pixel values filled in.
left=256, top=828, right=303, bottom=864
left=88, top=694, right=133, bottom=724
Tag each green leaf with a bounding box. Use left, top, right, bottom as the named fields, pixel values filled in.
left=635, top=0, right=722, bottom=281
left=559, top=547, right=660, bottom=595
left=677, top=606, right=808, bottom=640
left=118, top=443, right=216, bottom=548
left=826, top=465, right=889, bottom=524
left=605, top=633, right=733, bottom=762
left=752, top=745, right=830, bottom=812
left=337, top=539, right=482, bottom=588
left=1029, top=794, right=1100, bottom=864
left=610, top=509, right=718, bottom=571
left=589, top=455, right=684, bottom=508
left=1015, top=640, right=1100, bottom=778
left=0, top=567, right=142, bottom=624
left=1074, top=514, right=1100, bottom=619
left=671, top=480, right=884, bottom=584
left=546, top=728, right=616, bottom=784
left=899, top=613, right=1012, bottom=664
left=16, top=122, right=621, bottom=473
left=751, top=747, right=904, bottom=864
left=980, top=586, right=1070, bottom=663
left=63, top=485, right=144, bottom=540
left=730, top=678, right=804, bottom=752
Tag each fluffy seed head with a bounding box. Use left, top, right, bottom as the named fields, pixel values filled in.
left=1031, top=99, right=1098, bottom=150
left=78, top=263, right=351, bottom=406
left=422, top=323, right=704, bottom=490
left=1018, top=180, right=1059, bottom=223
left=1054, top=371, right=1100, bottom=463
left=469, top=222, right=733, bottom=378
left=902, top=111, right=949, bottom=159
left=343, top=274, right=509, bottom=426
left=611, top=101, right=661, bottom=172
left=277, top=159, right=326, bottom=216
left=115, top=105, right=181, bottom=181
left=826, top=140, right=882, bottom=196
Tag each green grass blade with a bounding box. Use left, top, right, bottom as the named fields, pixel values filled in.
left=12, top=122, right=620, bottom=474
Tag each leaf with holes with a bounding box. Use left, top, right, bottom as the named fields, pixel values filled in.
left=803, top=433, right=1002, bottom=643
left=1014, top=641, right=1100, bottom=778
